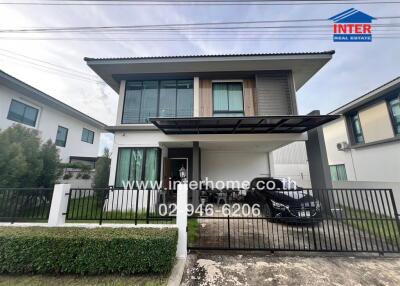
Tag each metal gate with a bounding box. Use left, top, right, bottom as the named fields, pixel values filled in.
left=188, top=189, right=400, bottom=253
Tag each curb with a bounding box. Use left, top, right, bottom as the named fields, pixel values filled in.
left=167, top=258, right=186, bottom=286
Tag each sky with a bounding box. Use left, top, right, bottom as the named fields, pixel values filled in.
left=0, top=1, right=399, bottom=155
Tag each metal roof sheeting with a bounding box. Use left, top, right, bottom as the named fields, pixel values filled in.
left=84, top=50, right=335, bottom=62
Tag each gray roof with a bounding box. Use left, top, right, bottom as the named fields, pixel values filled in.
left=329, top=76, right=400, bottom=115
left=0, top=70, right=106, bottom=129
left=85, top=51, right=335, bottom=93
left=84, top=50, right=335, bottom=62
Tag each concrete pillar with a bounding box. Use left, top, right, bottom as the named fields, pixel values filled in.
left=48, top=184, right=70, bottom=226
left=305, top=110, right=333, bottom=189
left=192, top=141, right=200, bottom=207
left=176, top=183, right=188, bottom=259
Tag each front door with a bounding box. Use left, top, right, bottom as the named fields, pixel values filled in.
left=169, top=158, right=188, bottom=191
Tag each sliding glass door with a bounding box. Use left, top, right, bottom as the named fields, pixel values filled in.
left=115, top=148, right=161, bottom=188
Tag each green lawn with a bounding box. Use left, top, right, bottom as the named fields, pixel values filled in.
left=343, top=207, right=400, bottom=246
left=0, top=275, right=167, bottom=286
left=67, top=196, right=174, bottom=224
left=188, top=217, right=200, bottom=245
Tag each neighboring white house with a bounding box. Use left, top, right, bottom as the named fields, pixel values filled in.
left=271, top=141, right=311, bottom=187
left=85, top=51, right=338, bottom=206
left=0, top=70, right=106, bottom=164
left=323, top=77, right=400, bottom=204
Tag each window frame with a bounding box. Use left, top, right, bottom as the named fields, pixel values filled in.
left=114, top=147, right=161, bottom=188
left=329, top=164, right=348, bottom=181
left=121, top=79, right=194, bottom=124
left=212, top=82, right=245, bottom=116
left=7, top=99, right=39, bottom=127
left=387, top=94, right=400, bottom=136
left=55, top=125, right=69, bottom=147
left=349, top=113, right=365, bottom=144
left=81, top=128, right=95, bottom=144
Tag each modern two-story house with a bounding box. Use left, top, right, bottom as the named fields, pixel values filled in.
left=85, top=52, right=339, bottom=204
left=0, top=70, right=106, bottom=164
left=323, top=77, right=400, bottom=185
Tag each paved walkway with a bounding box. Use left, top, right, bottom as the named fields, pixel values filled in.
left=193, top=210, right=396, bottom=252
left=181, top=253, right=400, bottom=286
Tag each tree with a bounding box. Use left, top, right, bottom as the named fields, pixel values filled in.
left=93, top=148, right=111, bottom=189
left=0, top=125, right=61, bottom=188
left=0, top=137, right=27, bottom=188
left=37, top=140, right=62, bottom=188
left=1, top=125, right=43, bottom=187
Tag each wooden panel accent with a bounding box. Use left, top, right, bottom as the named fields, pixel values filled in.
left=243, top=79, right=256, bottom=116
left=199, top=79, right=213, bottom=117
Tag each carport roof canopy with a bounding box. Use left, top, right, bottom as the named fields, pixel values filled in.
left=150, top=115, right=340, bottom=135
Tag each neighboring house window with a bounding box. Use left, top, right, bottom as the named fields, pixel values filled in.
left=122, top=80, right=193, bottom=124
left=388, top=96, right=400, bottom=135
left=213, top=82, right=244, bottom=117
left=7, top=99, right=39, bottom=127
left=115, top=148, right=160, bottom=188
left=55, top=126, right=68, bottom=147
left=81, top=128, right=94, bottom=144
left=330, top=164, right=348, bottom=181
left=350, top=113, right=364, bottom=144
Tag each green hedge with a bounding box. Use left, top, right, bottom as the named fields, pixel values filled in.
left=0, top=227, right=177, bottom=275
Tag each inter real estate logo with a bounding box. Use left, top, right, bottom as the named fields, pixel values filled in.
left=329, top=8, right=376, bottom=42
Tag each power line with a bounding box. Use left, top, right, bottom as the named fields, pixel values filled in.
left=1, top=35, right=399, bottom=41
left=0, top=48, right=98, bottom=78
left=1, top=0, right=400, bottom=6
left=2, top=19, right=400, bottom=34
left=0, top=51, right=104, bottom=83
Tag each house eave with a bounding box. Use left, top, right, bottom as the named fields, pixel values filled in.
left=85, top=51, right=334, bottom=93
left=0, top=70, right=107, bottom=130
left=329, top=76, right=400, bottom=115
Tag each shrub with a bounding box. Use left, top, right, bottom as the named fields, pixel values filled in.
left=63, top=172, right=73, bottom=180
left=81, top=173, right=91, bottom=180
left=0, top=227, right=177, bottom=275
left=93, top=148, right=111, bottom=189
left=0, top=125, right=61, bottom=188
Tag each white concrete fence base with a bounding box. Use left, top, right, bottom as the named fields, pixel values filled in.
left=176, top=183, right=188, bottom=259
left=48, top=184, right=71, bottom=226
left=3, top=183, right=189, bottom=259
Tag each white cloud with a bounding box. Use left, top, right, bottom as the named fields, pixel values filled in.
left=0, top=3, right=399, bottom=151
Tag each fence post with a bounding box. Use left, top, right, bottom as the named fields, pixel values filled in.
left=176, top=182, right=188, bottom=259
left=48, top=184, right=70, bottom=226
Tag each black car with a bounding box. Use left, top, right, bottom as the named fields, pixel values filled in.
left=246, top=177, right=322, bottom=224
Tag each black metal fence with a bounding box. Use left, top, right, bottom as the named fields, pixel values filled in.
left=188, top=188, right=400, bottom=254
left=0, top=188, right=53, bottom=223
left=65, top=187, right=175, bottom=225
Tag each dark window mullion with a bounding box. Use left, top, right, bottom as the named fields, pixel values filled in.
left=175, top=80, right=178, bottom=117
left=156, top=80, right=161, bottom=118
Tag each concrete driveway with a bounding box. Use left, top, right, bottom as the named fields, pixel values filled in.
left=181, top=253, right=400, bottom=286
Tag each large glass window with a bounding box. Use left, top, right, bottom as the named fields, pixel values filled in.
left=350, top=113, right=364, bottom=144
left=81, top=128, right=94, bottom=144
left=115, top=148, right=160, bottom=188
left=330, top=164, right=348, bottom=181
left=55, top=126, right=68, bottom=147
left=7, top=99, right=39, bottom=127
left=213, top=82, right=244, bottom=116
left=388, top=96, right=400, bottom=135
left=122, top=80, right=193, bottom=124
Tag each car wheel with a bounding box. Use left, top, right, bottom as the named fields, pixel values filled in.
left=262, top=203, right=273, bottom=218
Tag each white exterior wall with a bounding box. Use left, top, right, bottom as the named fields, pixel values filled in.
left=109, top=130, right=307, bottom=186
left=323, top=117, right=400, bottom=183
left=0, top=84, right=102, bottom=162
left=201, top=150, right=270, bottom=183
left=272, top=142, right=311, bottom=187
